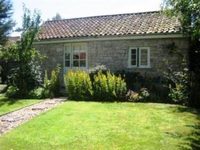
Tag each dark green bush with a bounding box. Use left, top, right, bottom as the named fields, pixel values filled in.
left=5, top=86, right=19, bottom=98
left=43, top=65, right=61, bottom=98
left=93, top=71, right=127, bottom=101
left=116, top=71, right=169, bottom=103
left=166, top=67, right=189, bottom=104
left=7, top=61, right=42, bottom=97
left=64, top=70, right=93, bottom=100
left=28, top=87, right=45, bottom=99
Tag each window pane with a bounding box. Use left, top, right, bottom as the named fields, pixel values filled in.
left=73, top=53, right=79, bottom=59
left=80, top=52, right=86, bottom=59
left=140, top=49, right=148, bottom=66
left=73, top=60, right=79, bottom=67
left=65, top=53, right=70, bottom=59
left=131, top=60, right=136, bottom=66
left=131, top=49, right=136, bottom=55
left=65, top=61, right=70, bottom=67
left=80, top=60, right=86, bottom=67
left=131, top=49, right=137, bottom=66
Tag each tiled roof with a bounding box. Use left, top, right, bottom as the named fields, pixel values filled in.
left=37, top=11, right=181, bottom=40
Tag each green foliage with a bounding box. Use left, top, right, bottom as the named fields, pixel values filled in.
left=163, top=41, right=190, bottom=104
left=28, top=87, right=44, bottom=99
left=43, top=65, right=61, bottom=98
left=116, top=71, right=169, bottom=102
left=166, top=66, right=189, bottom=104
left=162, top=0, right=200, bottom=107
left=7, top=59, right=42, bottom=94
left=89, top=65, right=108, bottom=82
left=93, top=71, right=127, bottom=101
left=5, top=86, right=19, bottom=98
left=0, top=0, right=14, bottom=45
left=0, top=44, right=18, bottom=61
left=64, top=70, right=93, bottom=100
left=162, top=0, right=200, bottom=39
left=50, top=65, right=61, bottom=97
left=0, top=6, right=43, bottom=98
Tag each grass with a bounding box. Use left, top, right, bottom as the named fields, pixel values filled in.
left=0, top=84, right=7, bottom=93
left=0, top=101, right=200, bottom=150
left=0, top=94, right=42, bottom=116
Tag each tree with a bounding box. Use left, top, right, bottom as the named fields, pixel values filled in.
left=0, top=6, right=43, bottom=97
left=0, top=0, right=14, bottom=45
left=52, top=13, right=62, bottom=20
left=162, top=0, right=200, bottom=107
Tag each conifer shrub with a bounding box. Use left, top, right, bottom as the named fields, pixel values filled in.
left=64, top=70, right=93, bottom=100
left=93, top=71, right=127, bottom=101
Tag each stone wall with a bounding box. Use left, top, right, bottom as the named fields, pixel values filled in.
left=34, top=37, right=189, bottom=81
left=87, top=38, right=189, bottom=75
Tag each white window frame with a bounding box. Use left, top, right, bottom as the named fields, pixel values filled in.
left=139, top=47, right=150, bottom=68
left=64, top=43, right=88, bottom=72
left=128, top=47, right=151, bottom=68
left=128, top=47, right=138, bottom=68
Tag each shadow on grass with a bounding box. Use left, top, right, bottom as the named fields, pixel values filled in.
left=0, top=96, right=23, bottom=106
left=175, top=107, right=200, bottom=150
left=0, top=95, right=40, bottom=106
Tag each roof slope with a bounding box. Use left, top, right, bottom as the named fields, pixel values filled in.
left=37, top=11, right=181, bottom=40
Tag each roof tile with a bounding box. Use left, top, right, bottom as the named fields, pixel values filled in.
left=37, top=11, right=181, bottom=40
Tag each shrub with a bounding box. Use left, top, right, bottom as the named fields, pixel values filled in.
left=89, top=65, right=108, bottom=82
left=93, top=71, right=127, bottom=101
left=28, top=87, right=44, bottom=99
left=115, top=71, right=169, bottom=102
left=140, top=88, right=150, bottom=100
left=167, top=68, right=189, bottom=104
left=126, top=90, right=141, bottom=102
left=49, top=65, right=61, bottom=97
left=7, top=60, right=43, bottom=97
left=6, top=86, right=19, bottom=98
left=64, top=70, right=93, bottom=100
left=126, top=88, right=150, bottom=102
left=43, top=65, right=61, bottom=98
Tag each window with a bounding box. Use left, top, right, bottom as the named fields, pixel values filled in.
left=72, top=50, right=87, bottom=67
left=65, top=51, right=70, bottom=67
left=128, top=47, right=150, bottom=68
left=64, top=43, right=87, bottom=68
left=129, top=48, right=137, bottom=67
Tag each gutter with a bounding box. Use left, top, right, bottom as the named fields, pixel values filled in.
left=33, top=34, right=185, bottom=45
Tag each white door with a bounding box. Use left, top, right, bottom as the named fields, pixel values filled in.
left=64, top=43, right=88, bottom=74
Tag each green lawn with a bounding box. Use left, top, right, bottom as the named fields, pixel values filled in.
left=0, top=101, right=200, bottom=150
left=0, top=94, right=42, bottom=116
left=0, top=84, right=7, bottom=93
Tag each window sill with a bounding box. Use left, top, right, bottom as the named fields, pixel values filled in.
left=128, top=66, right=151, bottom=69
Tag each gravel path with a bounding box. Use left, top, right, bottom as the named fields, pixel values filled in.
left=0, top=98, right=65, bottom=135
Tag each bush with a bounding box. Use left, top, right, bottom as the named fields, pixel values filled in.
left=126, top=90, right=141, bottom=102
left=7, top=60, right=43, bottom=97
left=64, top=70, right=93, bottom=100
left=28, top=87, right=44, bottom=99
left=89, top=65, right=108, bottom=82
left=6, top=86, right=19, bottom=98
left=93, top=71, right=127, bottom=101
left=126, top=88, right=150, bottom=102
left=167, top=68, right=189, bottom=104
left=43, top=65, right=61, bottom=98
left=115, top=71, right=169, bottom=102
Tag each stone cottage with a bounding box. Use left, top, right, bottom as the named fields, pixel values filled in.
left=34, top=11, right=188, bottom=79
